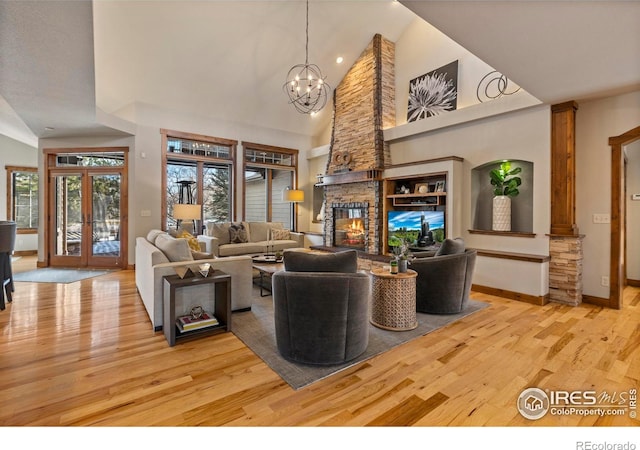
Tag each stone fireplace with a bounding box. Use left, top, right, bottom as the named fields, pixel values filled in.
left=319, top=34, right=395, bottom=255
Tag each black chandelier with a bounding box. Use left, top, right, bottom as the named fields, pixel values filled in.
left=283, top=0, right=330, bottom=114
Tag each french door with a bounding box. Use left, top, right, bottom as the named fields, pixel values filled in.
left=48, top=169, right=126, bottom=268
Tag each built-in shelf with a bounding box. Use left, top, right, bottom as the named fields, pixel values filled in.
left=318, top=169, right=383, bottom=186
left=387, top=192, right=446, bottom=207
left=474, top=248, right=550, bottom=263
left=383, top=91, right=541, bottom=143
left=469, top=229, right=536, bottom=238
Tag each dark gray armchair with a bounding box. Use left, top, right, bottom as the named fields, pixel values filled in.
left=411, top=239, right=477, bottom=314
left=273, top=250, right=370, bottom=365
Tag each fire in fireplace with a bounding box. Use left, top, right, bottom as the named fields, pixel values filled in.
left=333, top=204, right=368, bottom=250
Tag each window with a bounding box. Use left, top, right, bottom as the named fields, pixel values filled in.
left=161, top=130, right=236, bottom=231
left=6, top=166, right=39, bottom=232
left=243, top=142, right=299, bottom=230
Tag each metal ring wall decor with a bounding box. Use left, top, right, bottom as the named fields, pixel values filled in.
left=476, top=71, right=521, bottom=103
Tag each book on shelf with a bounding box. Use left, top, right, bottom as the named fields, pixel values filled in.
left=176, top=311, right=219, bottom=332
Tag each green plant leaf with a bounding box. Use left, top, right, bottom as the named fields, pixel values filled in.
left=508, top=167, right=522, bottom=176
left=505, top=187, right=520, bottom=197
left=490, top=169, right=504, bottom=184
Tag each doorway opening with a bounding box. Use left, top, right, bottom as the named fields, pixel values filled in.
left=609, top=125, right=640, bottom=309
left=44, top=148, right=128, bottom=269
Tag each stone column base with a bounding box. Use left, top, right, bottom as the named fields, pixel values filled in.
left=548, top=234, right=585, bottom=306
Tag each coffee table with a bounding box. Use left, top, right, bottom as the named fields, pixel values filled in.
left=252, top=258, right=284, bottom=297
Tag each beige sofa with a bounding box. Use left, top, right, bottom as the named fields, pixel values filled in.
left=135, top=230, right=253, bottom=331
left=200, top=221, right=304, bottom=257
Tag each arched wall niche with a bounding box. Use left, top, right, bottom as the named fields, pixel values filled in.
left=470, top=159, right=534, bottom=233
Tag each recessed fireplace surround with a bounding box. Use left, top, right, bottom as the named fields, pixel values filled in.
left=332, top=203, right=369, bottom=251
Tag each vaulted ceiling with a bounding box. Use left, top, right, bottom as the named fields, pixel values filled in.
left=1, top=1, right=638, bottom=147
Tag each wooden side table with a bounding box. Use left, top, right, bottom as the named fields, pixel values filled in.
left=370, top=267, right=418, bottom=331
left=163, top=269, right=231, bottom=346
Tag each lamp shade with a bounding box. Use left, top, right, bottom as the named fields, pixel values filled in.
left=283, top=189, right=304, bottom=203
left=173, top=203, right=201, bottom=220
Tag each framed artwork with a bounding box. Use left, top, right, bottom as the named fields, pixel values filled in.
left=407, top=60, right=459, bottom=123
left=435, top=181, right=446, bottom=192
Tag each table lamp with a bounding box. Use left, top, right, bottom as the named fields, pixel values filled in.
left=173, top=203, right=201, bottom=235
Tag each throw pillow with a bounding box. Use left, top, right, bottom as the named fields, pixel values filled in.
left=270, top=228, right=291, bottom=240
left=155, top=234, right=194, bottom=262
left=228, top=222, right=249, bottom=244
left=435, top=238, right=465, bottom=256
left=177, top=230, right=201, bottom=251
left=206, top=222, right=231, bottom=245
left=284, top=249, right=358, bottom=273
left=146, top=229, right=166, bottom=245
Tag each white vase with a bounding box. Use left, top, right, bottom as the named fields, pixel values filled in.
left=492, top=195, right=511, bottom=231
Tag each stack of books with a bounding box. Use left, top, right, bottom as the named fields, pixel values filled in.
left=176, top=311, right=218, bottom=333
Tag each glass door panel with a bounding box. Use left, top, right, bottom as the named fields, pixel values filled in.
left=271, top=169, right=294, bottom=228
left=53, top=173, right=83, bottom=261
left=49, top=169, right=125, bottom=268
left=244, top=168, right=267, bottom=222
left=88, top=173, right=122, bottom=265
left=203, top=164, right=230, bottom=223
left=166, top=161, right=197, bottom=229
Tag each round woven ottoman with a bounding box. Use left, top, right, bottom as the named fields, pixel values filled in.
left=370, top=267, right=417, bottom=331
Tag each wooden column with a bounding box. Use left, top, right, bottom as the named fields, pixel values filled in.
left=548, top=101, right=583, bottom=305
left=550, top=101, right=579, bottom=235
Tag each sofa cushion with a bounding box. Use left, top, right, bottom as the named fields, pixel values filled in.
left=229, top=222, right=249, bottom=243
left=207, top=222, right=231, bottom=245
left=146, top=229, right=166, bottom=245
left=435, top=238, right=465, bottom=256
left=271, top=240, right=301, bottom=252
left=191, top=250, right=214, bottom=260
left=284, top=249, right=358, bottom=273
left=249, top=222, right=282, bottom=242
left=219, top=242, right=264, bottom=257
left=177, top=230, right=201, bottom=251
left=155, top=234, right=194, bottom=262
left=270, top=228, right=290, bottom=240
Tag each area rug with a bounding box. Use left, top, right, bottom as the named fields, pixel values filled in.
left=233, top=291, right=488, bottom=390
left=13, top=268, right=113, bottom=283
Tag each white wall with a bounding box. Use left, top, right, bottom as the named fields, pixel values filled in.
left=122, top=103, right=314, bottom=248
left=576, top=90, right=640, bottom=298
left=386, top=105, right=551, bottom=297
left=627, top=140, right=640, bottom=281
left=306, top=149, right=329, bottom=234
left=0, top=134, right=38, bottom=252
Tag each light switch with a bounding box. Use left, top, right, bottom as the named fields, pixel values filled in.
left=592, top=213, right=610, bottom=224
left=140, top=210, right=151, bottom=217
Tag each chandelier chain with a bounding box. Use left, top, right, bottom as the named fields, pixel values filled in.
left=305, top=0, right=309, bottom=65
left=282, top=0, right=330, bottom=114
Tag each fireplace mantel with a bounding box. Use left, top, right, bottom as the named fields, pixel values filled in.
left=318, top=169, right=383, bottom=186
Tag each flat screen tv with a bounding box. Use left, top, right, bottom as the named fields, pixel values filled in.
left=388, top=209, right=445, bottom=249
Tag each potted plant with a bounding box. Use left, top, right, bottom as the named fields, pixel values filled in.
left=490, top=161, right=522, bottom=231
left=391, top=239, right=413, bottom=273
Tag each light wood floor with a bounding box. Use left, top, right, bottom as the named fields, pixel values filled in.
left=1, top=256, right=638, bottom=426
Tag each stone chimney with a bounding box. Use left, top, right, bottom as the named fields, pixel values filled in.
left=321, top=34, right=395, bottom=254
